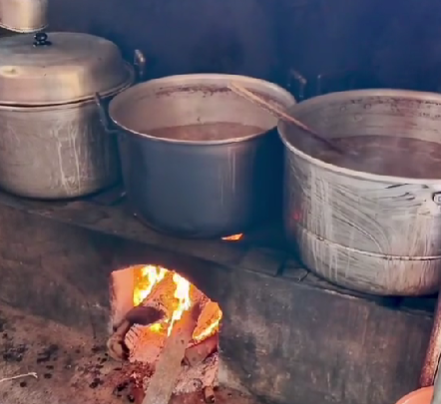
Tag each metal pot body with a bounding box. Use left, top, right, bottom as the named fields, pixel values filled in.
left=0, top=0, right=48, bottom=33
left=279, top=89, right=441, bottom=296
left=109, top=74, right=296, bottom=238
left=118, top=132, right=281, bottom=238
left=0, top=98, right=121, bottom=199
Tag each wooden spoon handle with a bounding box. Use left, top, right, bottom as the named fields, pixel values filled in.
left=228, top=83, right=344, bottom=154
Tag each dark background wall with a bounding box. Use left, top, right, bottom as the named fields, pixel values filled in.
left=48, top=0, right=441, bottom=95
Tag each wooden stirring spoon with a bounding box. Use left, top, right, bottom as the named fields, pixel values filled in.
left=228, top=82, right=345, bottom=155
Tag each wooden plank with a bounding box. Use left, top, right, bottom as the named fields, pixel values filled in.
left=141, top=304, right=202, bottom=404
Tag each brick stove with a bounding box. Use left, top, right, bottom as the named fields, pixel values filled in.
left=0, top=188, right=435, bottom=404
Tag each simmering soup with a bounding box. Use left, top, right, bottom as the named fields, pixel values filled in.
left=145, top=122, right=266, bottom=141
left=312, top=135, right=441, bottom=179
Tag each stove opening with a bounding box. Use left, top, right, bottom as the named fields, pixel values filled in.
left=108, top=265, right=222, bottom=397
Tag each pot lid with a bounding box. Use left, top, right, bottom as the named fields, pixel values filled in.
left=0, top=32, right=133, bottom=105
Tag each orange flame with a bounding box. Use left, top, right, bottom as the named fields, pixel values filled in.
left=193, top=312, right=222, bottom=342
left=133, top=265, right=222, bottom=341
left=222, top=233, right=243, bottom=241
left=166, top=273, right=191, bottom=336
left=133, top=265, right=167, bottom=306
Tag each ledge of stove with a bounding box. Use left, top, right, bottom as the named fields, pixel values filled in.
left=0, top=189, right=435, bottom=404
left=0, top=188, right=434, bottom=315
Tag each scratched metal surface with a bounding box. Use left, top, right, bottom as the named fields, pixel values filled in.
left=0, top=100, right=120, bottom=199
left=280, top=89, right=441, bottom=296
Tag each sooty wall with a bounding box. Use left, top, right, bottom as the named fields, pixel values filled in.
left=48, top=0, right=441, bottom=93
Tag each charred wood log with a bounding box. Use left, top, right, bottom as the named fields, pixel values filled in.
left=192, top=301, right=221, bottom=342
left=141, top=302, right=202, bottom=404
left=183, top=333, right=219, bottom=367
left=108, top=306, right=164, bottom=361
left=139, top=271, right=177, bottom=319
left=108, top=271, right=179, bottom=360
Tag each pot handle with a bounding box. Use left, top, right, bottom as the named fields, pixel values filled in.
left=286, top=68, right=365, bottom=100
left=95, top=93, right=119, bottom=135
left=95, top=50, right=146, bottom=134
left=133, top=49, right=147, bottom=81
left=286, top=69, right=308, bottom=101
left=316, top=69, right=358, bottom=96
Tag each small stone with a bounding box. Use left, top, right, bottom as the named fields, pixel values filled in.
left=91, top=345, right=105, bottom=354
left=19, top=381, right=27, bottom=388
left=116, top=382, right=128, bottom=392
left=89, top=378, right=102, bottom=389
left=44, top=373, right=52, bottom=379
left=89, top=381, right=99, bottom=389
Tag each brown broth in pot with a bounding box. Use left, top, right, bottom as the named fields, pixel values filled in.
left=311, top=135, right=441, bottom=179
left=145, top=122, right=266, bottom=141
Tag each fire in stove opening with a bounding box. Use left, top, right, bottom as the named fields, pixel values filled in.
left=108, top=265, right=221, bottom=397
left=131, top=265, right=222, bottom=341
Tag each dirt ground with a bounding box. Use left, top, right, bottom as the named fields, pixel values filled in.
left=0, top=303, right=260, bottom=404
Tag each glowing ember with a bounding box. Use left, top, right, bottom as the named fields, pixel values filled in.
left=133, top=265, right=222, bottom=342
left=193, top=313, right=221, bottom=342
left=221, top=233, right=243, bottom=241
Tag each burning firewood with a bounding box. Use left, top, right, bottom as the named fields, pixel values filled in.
left=109, top=263, right=222, bottom=398
left=125, top=280, right=213, bottom=363
left=184, top=333, right=219, bottom=367
left=107, top=306, right=164, bottom=361
left=141, top=302, right=203, bottom=404
left=180, top=300, right=221, bottom=366
left=108, top=271, right=179, bottom=361
left=139, top=271, right=180, bottom=319
left=192, top=301, right=221, bottom=342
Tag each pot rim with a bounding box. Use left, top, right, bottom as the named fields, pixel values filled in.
left=109, top=73, right=296, bottom=146
left=0, top=63, right=134, bottom=111
left=278, top=88, right=441, bottom=184
left=0, top=22, right=49, bottom=33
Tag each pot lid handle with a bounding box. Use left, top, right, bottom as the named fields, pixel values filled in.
left=33, top=32, right=51, bottom=47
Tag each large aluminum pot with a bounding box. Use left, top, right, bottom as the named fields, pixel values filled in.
left=0, top=0, right=48, bottom=33
left=279, top=89, right=441, bottom=296
left=107, top=74, right=296, bottom=239
left=0, top=32, right=143, bottom=199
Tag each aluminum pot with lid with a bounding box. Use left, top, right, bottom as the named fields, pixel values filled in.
left=100, top=74, right=296, bottom=239
left=0, top=31, right=144, bottom=199
left=279, top=89, right=441, bottom=296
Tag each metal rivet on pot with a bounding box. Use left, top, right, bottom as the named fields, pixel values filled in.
left=433, top=192, right=441, bottom=205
